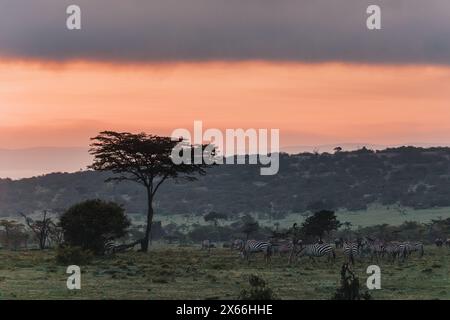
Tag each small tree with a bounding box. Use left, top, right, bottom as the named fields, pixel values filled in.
left=48, top=222, right=64, bottom=247
left=238, top=275, right=278, bottom=300
left=274, top=222, right=280, bottom=232
left=204, top=211, right=228, bottom=242
left=302, top=210, right=341, bottom=242
left=240, top=215, right=259, bottom=241
left=332, top=264, right=372, bottom=300
left=0, top=220, right=15, bottom=248
left=60, top=199, right=131, bottom=255
left=90, top=131, right=214, bottom=252
left=0, top=220, right=28, bottom=250
left=20, top=210, right=53, bottom=250
left=334, top=146, right=343, bottom=154
left=204, top=212, right=228, bottom=228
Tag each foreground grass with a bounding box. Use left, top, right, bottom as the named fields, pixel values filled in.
left=0, top=246, right=449, bottom=300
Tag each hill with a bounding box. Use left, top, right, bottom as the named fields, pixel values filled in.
left=1, top=146, right=449, bottom=218
left=0, top=147, right=91, bottom=179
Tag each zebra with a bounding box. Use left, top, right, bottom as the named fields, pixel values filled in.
left=295, top=243, right=336, bottom=263
left=405, top=241, right=424, bottom=258
left=240, top=240, right=273, bottom=263
left=365, top=239, right=385, bottom=262
left=104, top=241, right=117, bottom=255
left=231, top=239, right=244, bottom=251
left=384, top=242, right=408, bottom=262
left=271, top=240, right=301, bottom=263
left=342, top=241, right=364, bottom=265
left=271, top=240, right=295, bottom=257
left=104, top=241, right=134, bottom=255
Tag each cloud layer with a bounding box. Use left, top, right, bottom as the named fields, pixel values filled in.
left=0, top=0, right=449, bottom=63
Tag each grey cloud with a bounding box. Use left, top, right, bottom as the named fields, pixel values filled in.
left=0, top=0, right=449, bottom=64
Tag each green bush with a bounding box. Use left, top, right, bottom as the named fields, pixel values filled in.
left=60, top=199, right=130, bottom=255
left=332, top=264, right=372, bottom=300
left=56, top=246, right=94, bottom=265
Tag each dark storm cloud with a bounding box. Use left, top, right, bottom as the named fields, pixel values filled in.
left=0, top=0, right=449, bottom=64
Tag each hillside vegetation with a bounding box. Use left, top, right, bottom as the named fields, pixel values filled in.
left=1, top=147, right=449, bottom=218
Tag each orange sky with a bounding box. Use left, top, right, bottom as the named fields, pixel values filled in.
left=1, top=60, right=449, bottom=149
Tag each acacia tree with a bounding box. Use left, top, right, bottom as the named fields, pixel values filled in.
left=0, top=220, right=16, bottom=248
left=302, top=210, right=341, bottom=242
left=204, top=211, right=228, bottom=242
left=240, top=215, right=259, bottom=241
left=204, top=211, right=228, bottom=228
left=20, top=210, right=53, bottom=250
left=0, top=220, right=28, bottom=250
left=89, top=131, right=214, bottom=252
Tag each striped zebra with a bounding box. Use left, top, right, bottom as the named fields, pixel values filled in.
left=231, top=239, right=244, bottom=251
left=104, top=241, right=133, bottom=255
left=405, top=241, right=424, bottom=258
left=365, top=240, right=385, bottom=262
left=104, top=241, right=118, bottom=255
left=295, top=243, right=336, bottom=262
left=271, top=240, right=294, bottom=256
left=343, top=242, right=363, bottom=265
left=241, top=240, right=272, bottom=263
left=384, top=242, right=408, bottom=262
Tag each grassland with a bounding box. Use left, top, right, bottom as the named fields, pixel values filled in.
left=0, top=245, right=449, bottom=300
left=148, top=206, right=450, bottom=230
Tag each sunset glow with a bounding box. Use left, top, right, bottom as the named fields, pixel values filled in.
left=1, top=60, right=449, bottom=150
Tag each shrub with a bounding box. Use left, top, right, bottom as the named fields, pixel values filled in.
left=56, top=245, right=94, bottom=265
left=332, top=264, right=372, bottom=300
left=238, top=275, right=278, bottom=300
left=60, top=199, right=130, bottom=255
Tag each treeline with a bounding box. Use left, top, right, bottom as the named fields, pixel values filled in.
left=1, top=146, right=450, bottom=217
left=2, top=208, right=450, bottom=250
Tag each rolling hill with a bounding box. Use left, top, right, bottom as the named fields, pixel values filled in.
left=0, top=146, right=449, bottom=218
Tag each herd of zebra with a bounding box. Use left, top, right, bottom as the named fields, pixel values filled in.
left=200, top=237, right=450, bottom=265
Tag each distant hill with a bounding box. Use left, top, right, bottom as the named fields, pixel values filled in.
left=0, top=147, right=91, bottom=179
left=1, top=146, right=450, bottom=218
left=280, top=142, right=450, bottom=154
left=2, top=144, right=449, bottom=179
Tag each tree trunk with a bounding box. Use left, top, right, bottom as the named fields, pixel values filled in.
left=141, top=188, right=154, bottom=252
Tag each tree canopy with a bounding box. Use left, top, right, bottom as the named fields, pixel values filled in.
left=60, top=199, right=130, bottom=255
left=302, top=210, right=341, bottom=241
left=89, top=131, right=215, bottom=251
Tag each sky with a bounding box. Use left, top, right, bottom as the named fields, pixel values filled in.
left=0, top=0, right=449, bottom=177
